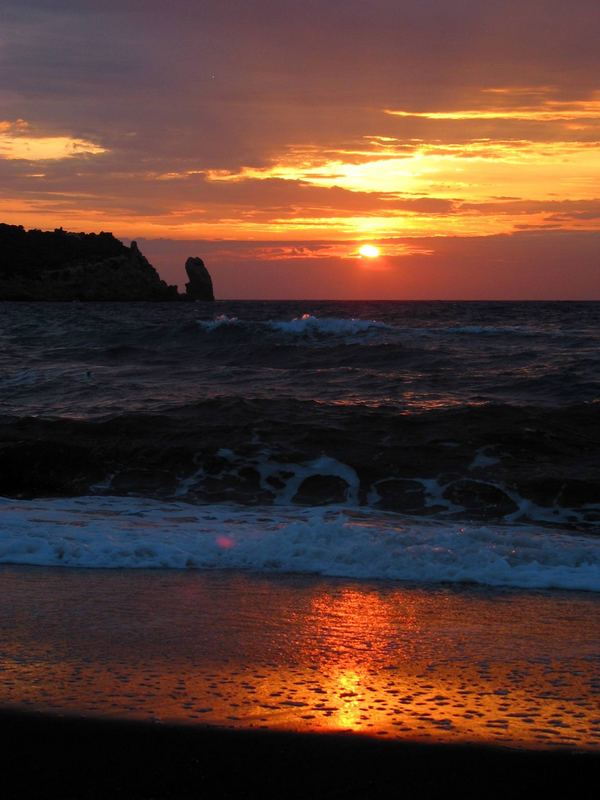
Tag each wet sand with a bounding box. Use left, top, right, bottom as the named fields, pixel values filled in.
left=0, top=566, right=598, bottom=749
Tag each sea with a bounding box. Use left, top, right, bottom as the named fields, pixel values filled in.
left=1, top=300, right=599, bottom=592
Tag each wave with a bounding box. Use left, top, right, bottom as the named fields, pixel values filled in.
left=267, top=314, right=389, bottom=336
left=197, top=313, right=390, bottom=338
left=1, top=496, right=598, bottom=591
left=4, top=302, right=596, bottom=416
left=196, top=313, right=241, bottom=331
left=195, top=315, right=536, bottom=339
left=441, top=325, right=536, bottom=336
left=158, top=321, right=588, bottom=352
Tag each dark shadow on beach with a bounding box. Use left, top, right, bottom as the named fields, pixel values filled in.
left=3, top=710, right=599, bottom=800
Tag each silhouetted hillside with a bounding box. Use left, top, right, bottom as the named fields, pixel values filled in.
left=0, top=224, right=180, bottom=300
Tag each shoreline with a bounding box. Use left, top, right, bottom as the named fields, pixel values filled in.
left=1, top=566, right=598, bottom=751
left=2, top=708, right=599, bottom=799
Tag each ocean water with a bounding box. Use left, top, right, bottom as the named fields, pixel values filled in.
left=1, top=300, right=599, bottom=592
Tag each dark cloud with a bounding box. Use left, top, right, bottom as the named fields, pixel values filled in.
left=3, top=2, right=599, bottom=138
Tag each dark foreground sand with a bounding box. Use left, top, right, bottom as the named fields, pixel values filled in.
left=3, top=709, right=599, bottom=800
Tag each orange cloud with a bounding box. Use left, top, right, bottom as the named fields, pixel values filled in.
left=0, top=119, right=106, bottom=161
left=385, top=89, right=600, bottom=122
left=199, top=120, right=600, bottom=239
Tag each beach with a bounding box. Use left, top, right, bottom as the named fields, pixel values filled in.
left=3, top=709, right=600, bottom=800
left=1, top=565, right=599, bottom=797
left=1, top=566, right=598, bottom=743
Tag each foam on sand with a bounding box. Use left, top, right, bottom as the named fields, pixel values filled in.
left=0, top=496, right=598, bottom=591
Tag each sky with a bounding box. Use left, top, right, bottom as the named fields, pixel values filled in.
left=1, top=0, right=599, bottom=298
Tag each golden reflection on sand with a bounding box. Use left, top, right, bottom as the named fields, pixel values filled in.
left=0, top=568, right=598, bottom=749
left=334, top=669, right=362, bottom=730
left=308, top=588, right=418, bottom=665
left=2, top=647, right=598, bottom=748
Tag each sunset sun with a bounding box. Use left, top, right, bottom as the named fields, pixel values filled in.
left=358, top=244, right=381, bottom=258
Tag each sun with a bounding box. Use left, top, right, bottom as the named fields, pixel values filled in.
left=358, top=244, right=381, bottom=258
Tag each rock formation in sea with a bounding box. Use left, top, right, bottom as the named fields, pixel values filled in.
left=0, top=223, right=182, bottom=301
left=185, top=256, right=214, bottom=301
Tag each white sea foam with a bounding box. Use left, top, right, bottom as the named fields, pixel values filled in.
left=0, top=496, right=598, bottom=592
left=255, top=453, right=360, bottom=505
left=197, top=314, right=240, bottom=331
left=267, top=314, right=389, bottom=336
left=197, top=314, right=390, bottom=338
left=195, top=316, right=537, bottom=340
left=212, top=450, right=596, bottom=526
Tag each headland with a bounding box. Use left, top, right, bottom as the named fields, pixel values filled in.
left=0, top=223, right=214, bottom=301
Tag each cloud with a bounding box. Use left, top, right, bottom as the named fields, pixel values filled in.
left=0, top=0, right=598, bottom=297
left=385, top=92, right=600, bottom=122
left=0, top=119, right=106, bottom=160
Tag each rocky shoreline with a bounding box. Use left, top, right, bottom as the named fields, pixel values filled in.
left=1, top=400, right=597, bottom=528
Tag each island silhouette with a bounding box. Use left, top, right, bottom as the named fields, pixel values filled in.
left=0, top=223, right=214, bottom=301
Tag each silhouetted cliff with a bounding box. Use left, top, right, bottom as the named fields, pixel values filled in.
left=0, top=224, right=180, bottom=301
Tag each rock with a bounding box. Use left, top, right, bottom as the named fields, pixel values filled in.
left=0, top=223, right=180, bottom=301
left=0, top=441, right=100, bottom=496
left=518, top=478, right=564, bottom=507
left=293, top=475, right=349, bottom=505
left=110, top=468, right=177, bottom=495
left=191, top=468, right=273, bottom=504
left=443, top=479, right=518, bottom=517
left=185, top=257, right=214, bottom=301
left=557, top=479, right=600, bottom=507
left=373, top=478, right=427, bottom=512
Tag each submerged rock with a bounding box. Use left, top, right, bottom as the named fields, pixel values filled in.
left=110, top=468, right=178, bottom=496
left=443, top=479, right=518, bottom=518
left=0, top=401, right=597, bottom=528
left=373, top=478, right=428, bottom=513
left=0, top=223, right=180, bottom=301
left=185, top=256, right=214, bottom=301
left=293, top=475, right=349, bottom=505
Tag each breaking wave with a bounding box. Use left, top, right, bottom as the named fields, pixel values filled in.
left=0, top=496, right=598, bottom=592
left=2, top=301, right=598, bottom=416
left=197, top=313, right=390, bottom=338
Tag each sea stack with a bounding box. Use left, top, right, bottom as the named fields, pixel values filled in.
left=185, top=257, right=214, bottom=301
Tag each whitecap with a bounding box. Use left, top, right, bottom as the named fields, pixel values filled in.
left=1, top=496, right=599, bottom=592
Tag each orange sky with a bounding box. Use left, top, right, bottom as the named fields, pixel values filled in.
left=1, top=1, right=599, bottom=297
